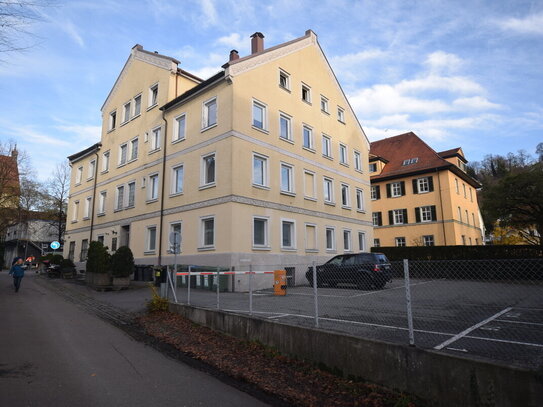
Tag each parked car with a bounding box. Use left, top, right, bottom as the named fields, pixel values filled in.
left=306, top=252, right=392, bottom=289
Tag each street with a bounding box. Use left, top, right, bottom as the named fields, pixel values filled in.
left=0, top=271, right=268, bottom=407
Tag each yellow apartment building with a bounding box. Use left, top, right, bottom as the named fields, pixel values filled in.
left=369, top=132, right=484, bottom=247
left=64, top=31, right=373, bottom=287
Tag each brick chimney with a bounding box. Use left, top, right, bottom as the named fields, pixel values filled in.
left=229, top=49, right=239, bottom=61
left=250, top=32, right=264, bottom=54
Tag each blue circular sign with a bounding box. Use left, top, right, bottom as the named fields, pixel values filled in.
left=50, top=241, right=60, bottom=250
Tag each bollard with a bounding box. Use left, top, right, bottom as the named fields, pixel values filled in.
left=249, top=264, right=253, bottom=316
left=404, top=259, right=415, bottom=346
left=187, top=265, right=192, bottom=306
left=216, top=267, right=220, bottom=309
left=312, top=261, right=319, bottom=328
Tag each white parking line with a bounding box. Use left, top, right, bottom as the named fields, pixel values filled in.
left=434, top=307, right=512, bottom=350
left=495, top=319, right=543, bottom=327
left=350, top=279, right=436, bottom=298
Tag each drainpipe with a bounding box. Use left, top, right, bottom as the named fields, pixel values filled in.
left=437, top=169, right=447, bottom=245
left=157, top=109, right=168, bottom=266
left=88, top=149, right=100, bottom=243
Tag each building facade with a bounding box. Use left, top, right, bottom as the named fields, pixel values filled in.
left=64, top=31, right=373, bottom=286
left=370, top=132, right=484, bottom=247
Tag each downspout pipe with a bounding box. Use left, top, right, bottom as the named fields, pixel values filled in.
left=157, top=109, right=168, bottom=266
left=88, top=149, right=100, bottom=243
left=437, top=169, right=447, bottom=245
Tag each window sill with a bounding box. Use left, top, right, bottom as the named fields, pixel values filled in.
left=354, top=169, right=363, bottom=174
left=86, top=177, right=94, bottom=182
left=75, top=182, right=81, bottom=187
left=199, top=183, right=216, bottom=191
left=148, top=148, right=161, bottom=155
left=82, top=217, right=90, bottom=221
left=279, top=137, right=294, bottom=145
left=117, top=162, right=127, bottom=169
left=324, top=201, right=336, bottom=206
left=302, top=146, right=316, bottom=154
left=338, top=119, right=346, bottom=125
left=97, top=212, right=105, bottom=217
left=321, top=110, right=330, bottom=115
left=71, top=220, right=78, bottom=224
left=170, top=192, right=184, bottom=197
left=201, top=123, right=217, bottom=133
left=356, top=209, right=366, bottom=214
left=101, top=170, right=109, bottom=175
left=279, top=85, right=291, bottom=93
left=322, top=155, right=333, bottom=161
left=252, top=246, right=271, bottom=251
left=305, top=249, right=319, bottom=253
left=144, top=251, right=156, bottom=255
left=252, top=126, right=269, bottom=134
left=341, top=206, right=352, bottom=210
left=147, top=103, right=158, bottom=111
left=114, top=208, right=123, bottom=213
left=340, top=162, right=349, bottom=167
left=107, top=128, right=115, bottom=134
left=125, top=205, right=135, bottom=210
left=127, top=158, right=137, bottom=164
left=198, top=246, right=215, bottom=252
left=390, top=195, right=403, bottom=199
left=326, top=249, right=337, bottom=254
left=172, top=138, right=186, bottom=145
left=130, top=113, right=141, bottom=121
left=302, top=99, right=312, bottom=106
left=120, top=120, right=129, bottom=127
left=280, top=191, right=296, bottom=197
left=252, top=184, right=270, bottom=191
left=304, top=196, right=317, bottom=202
left=281, top=248, right=297, bottom=252
left=146, top=199, right=158, bottom=204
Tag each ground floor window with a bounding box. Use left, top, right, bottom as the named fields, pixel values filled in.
left=80, top=239, right=88, bottom=261
left=201, top=217, right=215, bottom=248
left=395, top=237, right=406, bottom=247
left=423, top=235, right=434, bottom=246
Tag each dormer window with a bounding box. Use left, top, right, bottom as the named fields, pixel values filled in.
left=369, top=163, right=377, bottom=173
left=402, top=157, right=418, bottom=166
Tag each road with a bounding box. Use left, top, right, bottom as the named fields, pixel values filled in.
left=0, top=271, right=268, bottom=407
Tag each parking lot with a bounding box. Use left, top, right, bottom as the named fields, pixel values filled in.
left=171, top=277, right=543, bottom=369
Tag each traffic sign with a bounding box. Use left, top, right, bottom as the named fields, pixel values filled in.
left=50, top=241, right=60, bottom=250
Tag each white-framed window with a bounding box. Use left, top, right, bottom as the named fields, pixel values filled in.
left=146, top=226, right=157, bottom=252
left=341, top=184, right=350, bottom=208
left=301, top=83, right=311, bottom=103
left=201, top=153, right=216, bottom=187
left=171, top=165, right=184, bottom=195
left=253, top=216, right=269, bottom=248
left=252, top=153, right=268, bottom=187
left=108, top=111, right=116, bottom=131
left=122, top=101, right=131, bottom=123
left=463, top=183, right=467, bottom=198
left=358, top=231, right=366, bottom=251
left=201, top=216, right=215, bottom=248
left=102, top=151, right=110, bottom=172
left=372, top=212, right=382, bottom=226
left=130, top=138, right=139, bottom=161
left=393, top=209, right=406, bottom=224
left=420, top=206, right=433, bottom=222
left=343, top=229, right=352, bottom=252
left=472, top=213, right=476, bottom=226
left=84, top=196, right=92, bottom=219
left=150, top=127, right=161, bottom=151
left=417, top=177, right=430, bottom=193
left=279, top=69, right=290, bottom=90
left=148, top=174, right=159, bottom=201
left=469, top=188, right=473, bottom=202
left=174, top=114, right=186, bottom=142
left=149, top=83, right=158, bottom=108
left=465, top=210, right=469, bottom=225
left=75, top=166, right=83, bottom=184
left=370, top=185, right=379, bottom=200
left=170, top=222, right=182, bottom=251
left=354, top=151, right=362, bottom=171
left=339, top=144, right=347, bottom=165
left=302, top=125, right=313, bottom=150
left=305, top=223, right=317, bottom=251
left=116, top=186, right=124, bottom=210
left=72, top=200, right=79, bottom=221
left=373, top=238, right=380, bottom=247
left=455, top=178, right=459, bottom=194
left=119, top=143, right=128, bottom=165
left=98, top=191, right=106, bottom=214
left=281, top=219, right=296, bottom=249
left=320, top=95, right=329, bottom=113
left=80, top=239, right=88, bottom=261
left=423, top=235, right=435, bottom=246
left=323, top=177, right=334, bottom=203
left=458, top=206, right=462, bottom=221
left=127, top=181, right=136, bottom=208
left=369, top=163, right=377, bottom=173
left=391, top=182, right=402, bottom=197
left=356, top=188, right=365, bottom=211
left=133, top=94, right=142, bottom=117
left=337, top=107, right=345, bottom=122
left=325, top=227, right=335, bottom=251
left=252, top=100, right=267, bottom=130
left=395, top=237, right=406, bottom=247
left=303, top=170, right=316, bottom=199
left=279, top=113, right=292, bottom=141
left=322, top=134, right=332, bottom=158
left=280, top=163, right=294, bottom=194
left=88, top=160, right=96, bottom=180
left=202, top=97, right=217, bottom=129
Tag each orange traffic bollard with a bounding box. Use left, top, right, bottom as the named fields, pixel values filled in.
left=273, top=270, right=287, bottom=296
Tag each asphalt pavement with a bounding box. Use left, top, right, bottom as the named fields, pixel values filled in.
left=0, top=271, right=269, bottom=407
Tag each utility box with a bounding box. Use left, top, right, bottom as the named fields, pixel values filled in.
left=274, top=269, right=287, bottom=296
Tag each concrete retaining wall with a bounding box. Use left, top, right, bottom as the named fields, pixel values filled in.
left=169, top=303, right=543, bottom=407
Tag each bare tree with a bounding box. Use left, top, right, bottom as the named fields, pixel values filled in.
left=42, top=160, right=69, bottom=243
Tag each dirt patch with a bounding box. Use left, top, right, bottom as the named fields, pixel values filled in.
left=137, top=311, right=422, bottom=407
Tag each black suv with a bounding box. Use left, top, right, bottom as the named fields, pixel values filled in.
left=306, top=253, right=392, bottom=289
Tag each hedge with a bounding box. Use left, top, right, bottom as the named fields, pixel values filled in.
left=371, top=245, right=542, bottom=260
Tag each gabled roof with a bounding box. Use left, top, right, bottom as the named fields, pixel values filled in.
left=161, top=71, right=225, bottom=111
left=438, top=147, right=467, bottom=163
left=370, top=132, right=480, bottom=188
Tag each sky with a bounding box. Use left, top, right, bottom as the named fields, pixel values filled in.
left=0, top=0, right=542, bottom=181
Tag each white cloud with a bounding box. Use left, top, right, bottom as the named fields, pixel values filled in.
left=453, top=96, right=501, bottom=110
left=217, top=33, right=246, bottom=51
left=200, top=0, right=218, bottom=27
left=55, top=124, right=101, bottom=144
left=330, top=49, right=388, bottom=82
left=60, top=20, right=85, bottom=48
left=397, top=75, right=483, bottom=95
left=496, top=13, right=543, bottom=35
left=425, top=51, right=463, bottom=74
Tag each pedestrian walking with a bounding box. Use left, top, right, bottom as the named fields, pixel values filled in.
left=9, top=257, right=26, bottom=293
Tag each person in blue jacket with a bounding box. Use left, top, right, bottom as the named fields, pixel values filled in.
left=9, top=257, right=25, bottom=293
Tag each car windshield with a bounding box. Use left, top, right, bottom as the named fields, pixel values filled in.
left=374, top=254, right=389, bottom=263
left=342, top=255, right=357, bottom=265
left=326, top=256, right=343, bottom=265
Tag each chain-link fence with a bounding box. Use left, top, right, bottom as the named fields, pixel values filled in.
left=162, top=258, right=543, bottom=368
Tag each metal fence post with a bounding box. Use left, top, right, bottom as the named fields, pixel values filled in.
left=312, top=261, right=319, bottom=328
left=249, top=264, right=253, bottom=316
left=216, top=267, right=220, bottom=310
left=403, top=259, right=415, bottom=346
left=187, top=265, right=191, bottom=306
